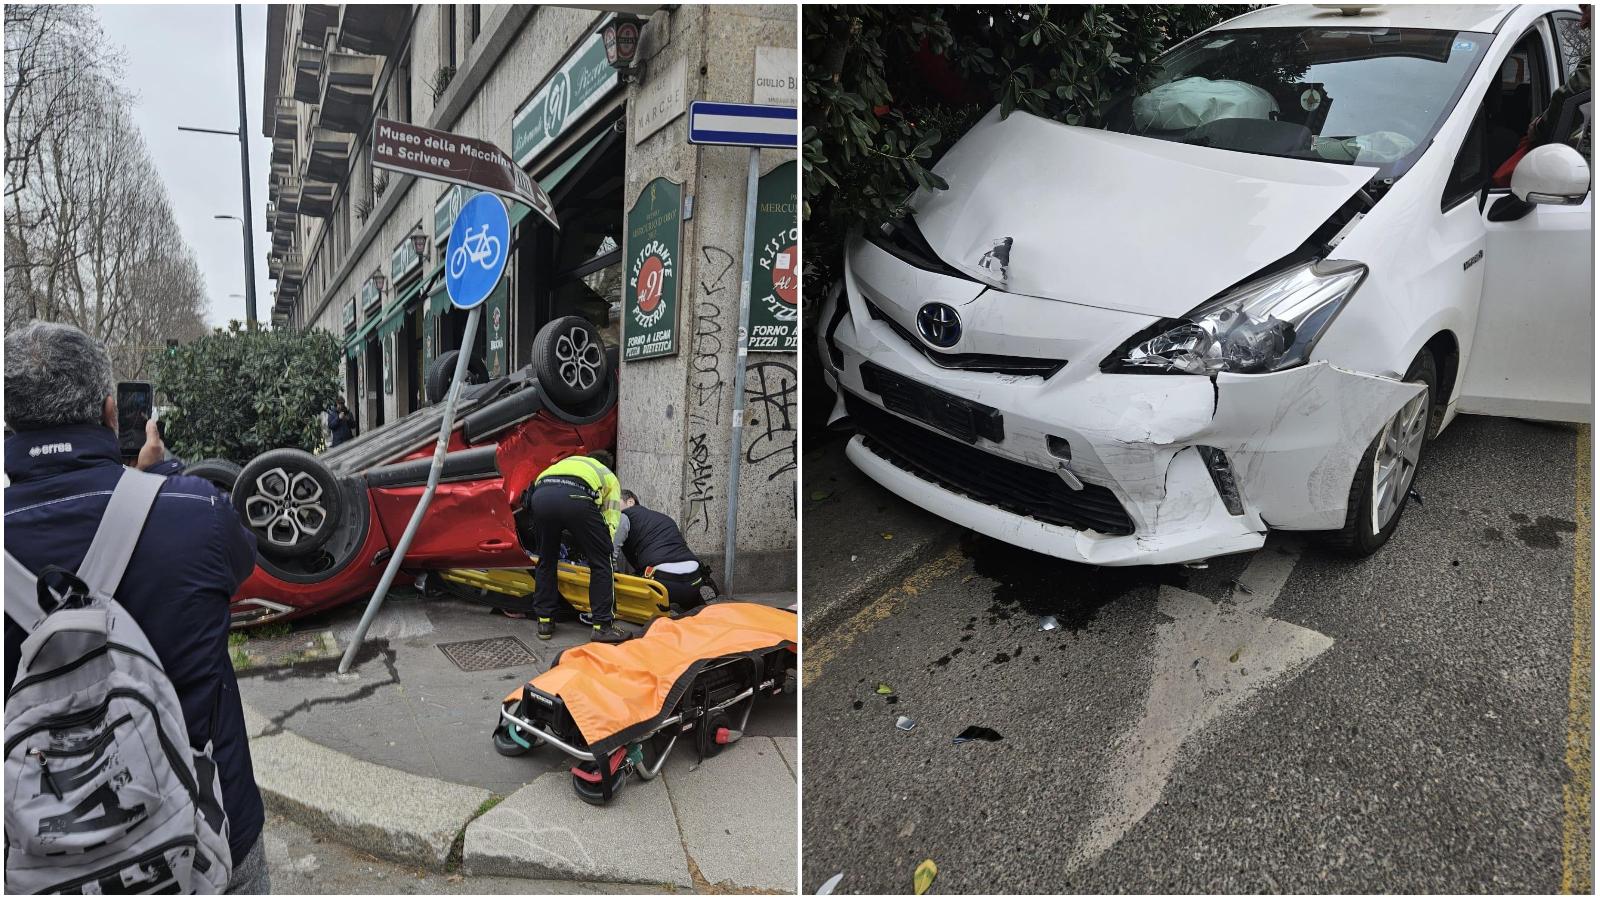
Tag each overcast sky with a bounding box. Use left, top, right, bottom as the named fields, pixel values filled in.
left=95, top=4, right=273, bottom=329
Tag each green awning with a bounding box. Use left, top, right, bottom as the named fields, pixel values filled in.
left=377, top=301, right=407, bottom=338
left=427, top=277, right=450, bottom=316
left=346, top=314, right=382, bottom=357
left=510, top=128, right=610, bottom=230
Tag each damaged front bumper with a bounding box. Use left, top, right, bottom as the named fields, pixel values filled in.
left=824, top=258, right=1423, bottom=567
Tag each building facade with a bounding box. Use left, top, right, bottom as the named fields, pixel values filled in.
left=262, top=4, right=797, bottom=590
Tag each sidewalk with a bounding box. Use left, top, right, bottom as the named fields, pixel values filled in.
left=236, top=586, right=797, bottom=892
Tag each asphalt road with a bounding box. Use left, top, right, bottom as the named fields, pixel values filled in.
left=801, top=414, right=1591, bottom=894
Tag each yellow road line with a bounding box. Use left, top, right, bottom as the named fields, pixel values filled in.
left=1563, top=423, right=1593, bottom=894
left=801, top=545, right=966, bottom=688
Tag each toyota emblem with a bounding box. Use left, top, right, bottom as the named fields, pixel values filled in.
left=917, top=302, right=961, bottom=348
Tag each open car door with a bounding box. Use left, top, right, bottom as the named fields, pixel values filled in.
left=1458, top=89, right=1593, bottom=424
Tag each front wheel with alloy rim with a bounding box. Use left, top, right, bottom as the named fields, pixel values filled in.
left=532, top=316, right=610, bottom=411
left=233, top=448, right=343, bottom=559
left=1323, top=351, right=1436, bottom=556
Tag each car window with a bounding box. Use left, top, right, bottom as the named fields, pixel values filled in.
left=1100, top=27, right=1490, bottom=179
left=1443, top=100, right=1488, bottom=209
left=1551, top=12, right=1589, bottom=79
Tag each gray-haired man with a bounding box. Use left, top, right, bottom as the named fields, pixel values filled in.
left=3, top=322, right=269, bottom=893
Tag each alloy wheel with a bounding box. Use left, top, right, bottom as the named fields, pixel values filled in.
left=1370, top=390, right=1429, bottom=533
left=243, top=466, right=330, bottom=548
left=554, top=325, right=603, bottom=392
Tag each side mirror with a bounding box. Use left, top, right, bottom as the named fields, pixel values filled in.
left=1511, top=143, right=1592, bottom=205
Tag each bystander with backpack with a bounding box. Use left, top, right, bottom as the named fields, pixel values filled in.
left=4, top=322, right=268, bottom=894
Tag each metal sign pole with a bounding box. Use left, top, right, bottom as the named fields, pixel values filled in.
left=338, top=304, right=482, bottom=674
left=722, top=146, right=761, bottom=601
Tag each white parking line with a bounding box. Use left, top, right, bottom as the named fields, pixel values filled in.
left=1068, top=540, right=1333, bottom=870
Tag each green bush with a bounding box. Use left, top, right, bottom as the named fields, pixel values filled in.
left=802, top=4, right=1249, bottom=294
left=146, top=322, right=343, bottom=464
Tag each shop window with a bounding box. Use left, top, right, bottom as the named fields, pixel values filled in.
left=548, top=134, right=626, bottom=349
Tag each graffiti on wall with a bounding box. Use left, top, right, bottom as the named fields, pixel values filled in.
left=743, top=361, right=797, bottom=484
left=683, top=244, right=739, bottom=534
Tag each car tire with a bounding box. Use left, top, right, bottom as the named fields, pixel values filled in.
left=233, top=448, right=343, bottom=559
left=532, top=316, right=610, bottom=412
left=183, top=458, right=241, bottom=495
left=426, top=350, right=489, bottom=405
left=1323, top=350, right=1437, bottom=556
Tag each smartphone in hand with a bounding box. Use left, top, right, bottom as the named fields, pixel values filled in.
left=116, top=381, right=153, bottom=461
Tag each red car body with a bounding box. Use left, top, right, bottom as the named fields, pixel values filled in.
left=227, top=370, right=616, bottom=627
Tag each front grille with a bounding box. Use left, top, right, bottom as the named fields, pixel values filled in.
left=845, top=390, right=1135, bottom=536
left=864, top=299, right=1066, bottom=378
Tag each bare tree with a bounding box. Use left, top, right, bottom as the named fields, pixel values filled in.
left=5, top=5, right=208, bottom=376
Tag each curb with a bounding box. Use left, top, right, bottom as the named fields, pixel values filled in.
left=243, top=705, right=492, bottom=870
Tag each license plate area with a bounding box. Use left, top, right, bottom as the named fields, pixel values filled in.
left=859, top=362, right=1004, bottom=444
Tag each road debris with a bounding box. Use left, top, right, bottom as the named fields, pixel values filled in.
left=883, top=532, right=895, bottom=540
left=817, top=872, right=844, bottom=895
left=896, top=715, right=917, bottom=731
left=1038, top=615, right=1060, bottom=631
left=913, top=858, right=938, bottom=894
left=1408, top=486, right=1425, bottom=505
left=1231, top=579, right=1255, bottom=595
left=876, top=682, right=894, bottom=695
left=953, top=726, right=1003, bottom=744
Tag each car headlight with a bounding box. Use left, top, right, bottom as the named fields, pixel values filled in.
left=1108, top=260, right=1367, bottom=375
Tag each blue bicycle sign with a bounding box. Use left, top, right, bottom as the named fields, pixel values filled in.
left=449, top=223, right=502, bottom=280
left=445, top=192, right=510, bottom=309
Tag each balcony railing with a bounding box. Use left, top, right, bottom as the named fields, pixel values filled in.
left=318, top=48, right=379, bottom=133
left=300, top=6, right=338, bottom=46
left=293, top=42, right=323, bottom=103
left=336, top=5, right=408, bottom=56
left=282, top=251, right=305, bottom=285
left=304, top=125, right=353, bottom=185
left=298, top=177, right=336, bottom=218
left=275, top=175, right=301, bottom=215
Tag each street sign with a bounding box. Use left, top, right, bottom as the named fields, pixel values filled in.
left=445, top=192, right=510, bottom=310
left=372, top=118, right=558, bottom=230
left=686, top=101, right=797, bottom=148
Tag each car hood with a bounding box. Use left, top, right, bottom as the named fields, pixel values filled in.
left=910, top=108, right=1379, bottom=318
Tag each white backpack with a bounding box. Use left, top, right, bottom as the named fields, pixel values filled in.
left=4, top=469, right=232, bottom=893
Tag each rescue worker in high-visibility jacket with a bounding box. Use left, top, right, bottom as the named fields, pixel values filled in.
left=517, top=449, right=629, bottom=642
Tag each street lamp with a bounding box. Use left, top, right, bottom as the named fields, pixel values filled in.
left=409, top=227, right=430, bottom=263
left=180, top=4, right=257, bottom=330
left=597, top=13, right=646, bottom=82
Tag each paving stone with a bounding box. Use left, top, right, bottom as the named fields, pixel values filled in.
left=463, top=771, right=691, bottom=887
left=663, top=737, right=798, bottom=892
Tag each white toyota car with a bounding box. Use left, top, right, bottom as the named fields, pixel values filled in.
left=818, top=4, right=1592, bottom=566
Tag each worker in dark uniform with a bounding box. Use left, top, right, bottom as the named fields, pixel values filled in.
left=518, top=449, right=629, bottom=643
left=616, top=490, right=719, bottom=614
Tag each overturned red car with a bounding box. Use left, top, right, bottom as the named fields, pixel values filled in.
left=184, top=317, right=617, bottom=628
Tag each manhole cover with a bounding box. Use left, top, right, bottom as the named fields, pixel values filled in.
left=436, top=636, right=539, bottom=673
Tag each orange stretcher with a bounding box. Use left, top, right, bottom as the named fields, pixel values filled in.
left=492, top=602, right=797, bottom=805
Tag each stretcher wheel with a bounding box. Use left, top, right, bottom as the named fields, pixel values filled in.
left=571, top=748, right=629, bottom=806
left=493, top=703, right=543, bottom=757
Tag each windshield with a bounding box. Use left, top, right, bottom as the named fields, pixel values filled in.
left=1101, top=27, right=1489, bottom=175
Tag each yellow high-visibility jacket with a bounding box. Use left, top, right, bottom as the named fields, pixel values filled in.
left=535, top=454, right=622, bottom=538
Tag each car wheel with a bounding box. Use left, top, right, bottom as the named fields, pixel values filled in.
left=234, top=448, right=343, bottom=559
left=426, top=350, right=489, bottom=405
left=183, top=458, right=241, bottom=495
left=1324, top=351, right=1437, bottom=556
left=532, top=316, right=610, bottom=411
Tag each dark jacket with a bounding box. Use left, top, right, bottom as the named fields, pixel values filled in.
left=327, top=406, right=356, bottom=445
left=620, top=504, right=699, bottom=572
left=4, top=424, right=264, bottom=865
